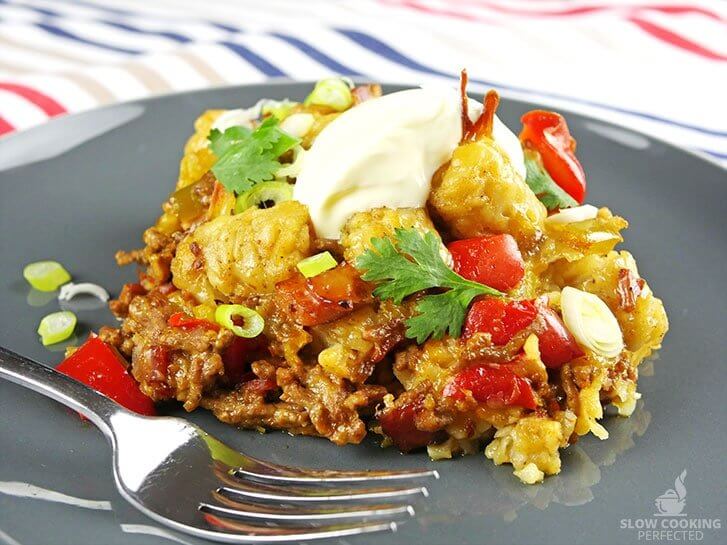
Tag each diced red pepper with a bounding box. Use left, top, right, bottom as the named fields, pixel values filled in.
left=167, top=312, right=219, bottom=332
left=463, top=298, right=538, bottom=344
left=463, top=298, right=582, bottom=368
left=378, top=401, right=436, bottom=452
left=276, top=265, right=371, bottom=327
left=221, top=336, right=268, bottom=386
left=448, top=234, right=525, bottom=292
left=536, top=306, right=584, bottom=368
left=443, top=363, right=537, bottom=410
left=520, top=110, right=587, bottom=203
left=56, top=337, right=156, bottom=416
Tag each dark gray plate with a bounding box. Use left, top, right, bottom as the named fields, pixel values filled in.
left=1, top=82, right=725, bottom=545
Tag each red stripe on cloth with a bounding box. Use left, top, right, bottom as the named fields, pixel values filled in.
left=383, top=1, right=726, bottom=62
left=628, top=16, right=727, bottom=61
left=0, top=83, right=67, bottom=117
left=388, top=0, right=726, bottom=25
left=0, top=116, right=15, bottom=136
left=381, top=0, right=494, bottom=23
left=448, top=1, right=727, bottom=22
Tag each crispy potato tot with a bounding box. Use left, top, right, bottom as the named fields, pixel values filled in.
left=171, top=201, right=313, bottom=302
left=341, top=207, right=442, bottom=263
left=547, top=250, right=668, bottom=359
left=429, top=140, right=547, bottom=248
left=177, top=110, right=222, bottom=189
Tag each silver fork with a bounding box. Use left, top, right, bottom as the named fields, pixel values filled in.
left=0, top=346, right=438, bottom=543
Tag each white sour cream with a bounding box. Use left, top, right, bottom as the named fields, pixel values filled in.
left=294, top=87, right=524, bottom=239
left=492, top=114, right=526, bottom=180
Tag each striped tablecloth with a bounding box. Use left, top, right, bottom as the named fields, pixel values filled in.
left=0, top=0, right=725, bottom=166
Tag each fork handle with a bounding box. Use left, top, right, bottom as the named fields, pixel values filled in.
left=0, top=346, right=127, bottom=439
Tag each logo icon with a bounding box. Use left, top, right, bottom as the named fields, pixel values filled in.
left=654, top=469, right=687, bottom=517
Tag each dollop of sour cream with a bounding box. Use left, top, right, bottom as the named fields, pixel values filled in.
left=492, top=114, right=526, bottom=180
left=294, top=87, right=524, bottom=239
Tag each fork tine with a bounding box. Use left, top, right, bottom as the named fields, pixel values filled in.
left=217, top=468, right=430, bottom=502
left=233, top=465, right=440, bottom=484
left=212, top=492, right=416, bottom=518
left=203, top=512, right=397, bottom=541
left=217, top=482, right=428, bottom=504
left=200, top=501, right=414, bottom=523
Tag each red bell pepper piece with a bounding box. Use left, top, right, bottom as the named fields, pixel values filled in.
left=443, top=363, right=537, bottom=410
left=535, top=306, right=584, bottom=368
left=463, top=298, right=582, bottom=368
left=276, top=265, right=371, bottom=326
left=378, top=401, right=436, bottom=452
left=56, top=337, right=156, bottom=416
left=167, top=312, right=219, bottom=332
left=221, top=336, right=269, bottom=386
left=463, top=298, right=538, bottom=344
left=520, top=110, right=587, bottom=203
left=448, top=234, right=525, bottom=292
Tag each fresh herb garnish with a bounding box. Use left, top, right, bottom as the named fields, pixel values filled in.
left=355, top=228, right=503, bottom=344
left=208, top=117, right=299, bottom=194
left=523, top=150, right=578, bottom=211
left=208, top=125, right=251, bottom=157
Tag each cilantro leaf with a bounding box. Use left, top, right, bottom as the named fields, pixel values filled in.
left=208, top=126, right=251, bottom=157
left=212, top=146, right=281, bottom=195
left=208, top=117, right=299, bottom=194
left=356, top=231, right=447, bottom=303
left=355, top=228, right=503, bottom=343
left=524, top=150, right=578, bottom=211
left=253, top=117, right=299, bottom=157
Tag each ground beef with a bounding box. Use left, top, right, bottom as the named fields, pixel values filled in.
left=202, top=361, right=385, bottom=445
left=107, top=289, right=227, bottom=409
left=104, top=284, right=385, bottom=444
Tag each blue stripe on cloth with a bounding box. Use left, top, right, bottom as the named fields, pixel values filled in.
left=99, top=19, right=193, bottom=44
left=270, top=33, right=362, bottom=76
left=701, top=149, right=727, bottom=160
left=0, top=0, right=58, bottom=17
left=220, top=41, right=287, bottom=77
left=48, top=0, right=136, bottom=17
left=0, top=0, right=191, bottom=45
left=35, top=21, right=143, bottom=54
left=337, top=28, right=448, bottom=77
left=337, top=28, right=727, bottom=139
left=209, top=22, right=242, bottom=33
left=1, top=0, right=724, bottom=142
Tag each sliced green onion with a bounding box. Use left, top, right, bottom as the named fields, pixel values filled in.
left=234, top=181, right=293, bottom=214
left=276, top=146, right=306, bottom=179
left=261, top=99, right=297, bottom=121
left=215, top=304, right=264, bottom=338
left=297, top=252, right=338, bottom=278
left=23, top=261, right=71, bottom=292
left=304, top=78, right=353, bottom=112
left=37, top=311, right=77, bottom=346
left=280, top=113, right=315, bottom=138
